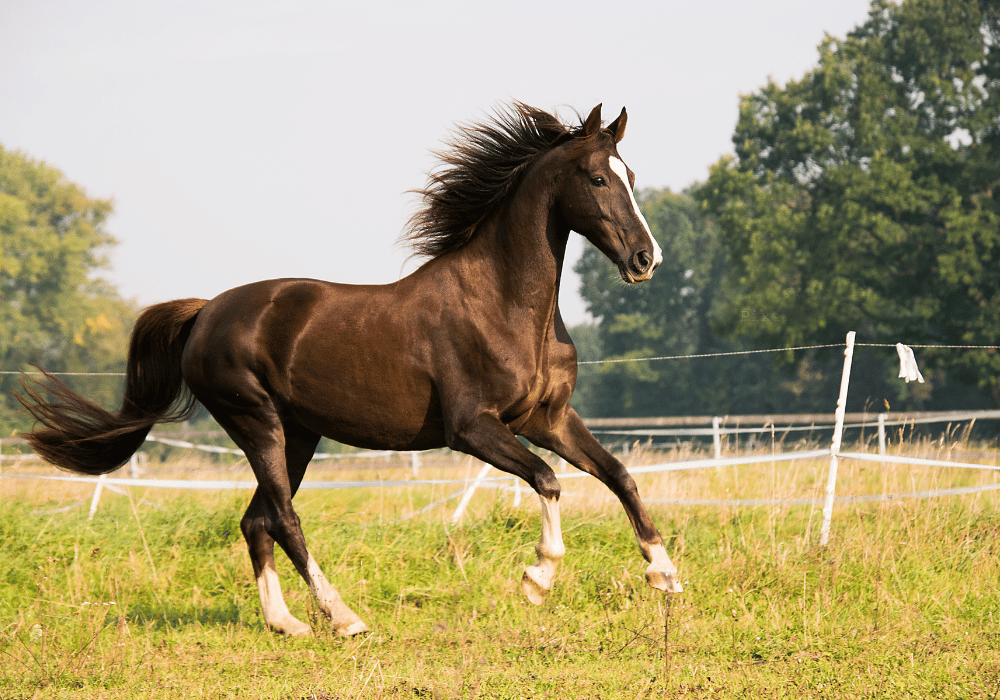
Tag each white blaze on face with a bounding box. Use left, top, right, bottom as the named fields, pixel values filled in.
left=609, top=156, right=663, bottom=267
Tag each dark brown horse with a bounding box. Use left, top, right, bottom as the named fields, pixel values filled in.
left=19, top=103, right=682, bottom=637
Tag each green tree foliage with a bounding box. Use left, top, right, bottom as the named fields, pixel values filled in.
left=698, top=0, right=1000, bottom=401
left=0, top=145, right=135, bottom=435
left=570, top=185, right=993, bottom=419
left=572, top=189, right=812, bottom=418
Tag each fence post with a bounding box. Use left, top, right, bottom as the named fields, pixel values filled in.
left=820, top=331, right=856, bottom=547
left=451, top=463, right=492, bottom=524
left=512, top=477, right=522, bottom=507
left=878, top=413, right=887, bottom=455
left=410, top=451, right=421, bottom=477
left=88, top=474, right=107, bottom=520
left=712, top=417, right=722, bottom=459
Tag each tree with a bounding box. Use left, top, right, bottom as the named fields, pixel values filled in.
left=698, top=0, right=1000, bottom=401
left=0, top=145, right=135, bottom=435
left=571, top=184, right=993, bottom=420
left=571, top=189, right=802, bottom=417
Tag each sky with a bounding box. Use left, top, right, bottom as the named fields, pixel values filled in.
left=1, top=0, right=875, bottom=326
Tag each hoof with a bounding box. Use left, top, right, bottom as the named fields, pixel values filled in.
left=645, top=565, right=683, bottom=594
left=521, top=565, right=549, bottom=606
left=275, top=617, right=313, bottom=637
left=335, top=619, right=371, bottom=637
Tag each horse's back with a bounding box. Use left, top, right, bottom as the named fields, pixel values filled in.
left=181, top=278, right=446, bottom=450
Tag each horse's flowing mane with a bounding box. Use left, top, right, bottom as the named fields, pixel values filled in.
left=405, top=102, right=584, bottom=259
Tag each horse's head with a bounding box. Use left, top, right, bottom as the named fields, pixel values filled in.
left=555, top=104, right=662, bottom=284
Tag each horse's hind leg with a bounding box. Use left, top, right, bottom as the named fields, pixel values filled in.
left=242, top=488, right=311, bottom=636
left=228, top=415, right=368, bottom=636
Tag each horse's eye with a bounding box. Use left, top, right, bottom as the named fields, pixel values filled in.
left=590, top=176, right=606, bottom=187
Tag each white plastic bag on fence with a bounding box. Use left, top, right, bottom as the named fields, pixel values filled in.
left=896, top=343, right=925, bottom=383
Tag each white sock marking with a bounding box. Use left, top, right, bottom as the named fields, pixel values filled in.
left=642, top=542, right=683, bottom=593
left=256, top=564, right=310, bottom=635
left=305, top=554, right=341, bottom=613
left=305, top=554, right=369, bottom=635
left=536, top=495, right=566, bottom=567
left=522, top=495, right=566, bottom=604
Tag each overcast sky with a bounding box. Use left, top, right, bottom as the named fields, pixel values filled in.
left=2, top=0, right=875, bottom=325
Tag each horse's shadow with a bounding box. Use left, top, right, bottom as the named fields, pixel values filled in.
left=122, top=601, right=256, bottom=631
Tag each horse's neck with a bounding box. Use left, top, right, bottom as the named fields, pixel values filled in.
left=464, top=184, right=569, bottom=328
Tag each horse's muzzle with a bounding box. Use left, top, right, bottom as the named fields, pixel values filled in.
left=622, top=250, right=658, bottom=283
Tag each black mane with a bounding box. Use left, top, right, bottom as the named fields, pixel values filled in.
left=405, top=103, right=583, bottom=259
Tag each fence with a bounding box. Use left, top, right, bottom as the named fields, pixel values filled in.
left=585, top=410, right=1000, bottom=457
left=3, top=332, right=1000, bottom=543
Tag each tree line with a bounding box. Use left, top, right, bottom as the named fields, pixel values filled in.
left=2, top=0, right=998, bottom=434
left=573, top=0, right=999, bottom=418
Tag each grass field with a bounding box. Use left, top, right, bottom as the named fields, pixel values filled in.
left=2, top=437, right=1000, bottom=699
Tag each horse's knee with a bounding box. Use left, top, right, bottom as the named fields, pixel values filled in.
left=533, top=468, right=561, bottom=501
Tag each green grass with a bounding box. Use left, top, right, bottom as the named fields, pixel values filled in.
left=2, top=446, right=1000, bottom=698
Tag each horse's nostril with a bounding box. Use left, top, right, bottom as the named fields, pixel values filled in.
left=631, top=250, right=653, bottom=275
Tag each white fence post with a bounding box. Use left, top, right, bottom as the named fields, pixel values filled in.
left=451, top=463, right=492, bottom=524
left=410, top=451, right=421, bottom=477
left=88, top=474, right=107, bottom=520
left=712, top=416, right=722, bottom=459
left=820, top=331, right=856, bottom=547
left=878, top=413, right=887, bottom=455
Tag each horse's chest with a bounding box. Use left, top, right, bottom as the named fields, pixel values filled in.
left=500, top=363, right=566, bottom=433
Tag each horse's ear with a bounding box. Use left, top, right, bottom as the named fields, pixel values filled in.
left=583, top=104, right=603, bottom=136
left=607, top=107, right=627, bottom=143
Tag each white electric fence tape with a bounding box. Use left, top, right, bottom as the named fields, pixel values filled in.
left=145, top=434, right=395, bottom=460
left=5, top=336, right=1000, bottom=524
left=4, top=447, right=995, bottom=491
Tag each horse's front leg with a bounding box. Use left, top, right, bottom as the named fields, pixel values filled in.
left=447, top=413, right=566, bottom=605
left=524, top=408, right=683, bottom=594
left=521, top=491, right=565, bottom=605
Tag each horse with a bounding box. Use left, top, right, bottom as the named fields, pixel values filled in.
left=18, top=102, right=683, bottom=637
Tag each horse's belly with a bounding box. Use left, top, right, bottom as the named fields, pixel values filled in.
left=285, top=368, right=446, bottom=452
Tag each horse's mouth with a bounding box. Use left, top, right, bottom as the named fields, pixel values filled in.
left=618, top=264, right=653, bottom=285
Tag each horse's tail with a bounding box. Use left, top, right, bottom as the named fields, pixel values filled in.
left=17, top=298, right=209, bottom=475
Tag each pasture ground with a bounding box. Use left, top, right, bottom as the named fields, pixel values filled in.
left=2, top=437, right=1000, bottom=698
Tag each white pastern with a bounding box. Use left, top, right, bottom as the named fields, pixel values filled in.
left=256, top=565, right=312, bottom=636
left=521, top=495, right=566, bottom=605
left=609, top=156, right=663, bottom=267
left=642, top=542, right=683, bottom=594
left=305, top=555, right=370, bottom=636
